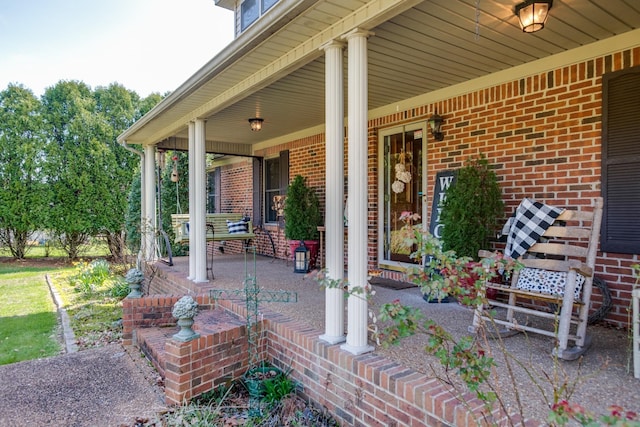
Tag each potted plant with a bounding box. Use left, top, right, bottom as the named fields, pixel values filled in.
left=283, top=175, right=322, bottom=270
left=440, top=155, right=504, bottom=260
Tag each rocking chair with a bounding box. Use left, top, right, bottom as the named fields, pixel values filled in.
left=470, top=197, right=604, bottom=360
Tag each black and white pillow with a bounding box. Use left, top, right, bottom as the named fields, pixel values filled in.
left=227, top=220, right=249, bottom=234
left=516, top=267, right=585, bottom=300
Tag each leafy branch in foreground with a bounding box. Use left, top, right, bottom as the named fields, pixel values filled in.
left=318, top=221, right=639, bottom=426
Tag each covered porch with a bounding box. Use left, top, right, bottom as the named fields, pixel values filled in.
left=127, top=253, right=638, bottom=423
left=118, top=0, right=640, bottom=348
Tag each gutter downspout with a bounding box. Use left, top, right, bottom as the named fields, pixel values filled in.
left=121, top=140, right=146, bottom=267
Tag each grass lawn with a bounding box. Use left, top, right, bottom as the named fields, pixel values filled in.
left=0, top=264, right=69, bottom=365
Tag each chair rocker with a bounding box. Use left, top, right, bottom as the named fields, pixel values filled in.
left=470, top=197, right=604, bottom=361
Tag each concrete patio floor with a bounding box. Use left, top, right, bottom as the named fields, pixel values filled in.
left=156, top=253, right=639, bottom=424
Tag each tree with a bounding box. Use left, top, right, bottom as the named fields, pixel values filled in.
left=160, top=151, right=189, bottom=235
left=93, top=83, right=142, bottom=261
left=0, top=84, right=47, bottom=259
left=125, top=168, right=142, bottom=255
left=41, top=80, right=111, bottom=259
left=39, top=81, right=164, bottom=260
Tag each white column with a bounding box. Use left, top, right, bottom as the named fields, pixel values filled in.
left=193, top=119, right=208, bottom=282
left=320, top=40, right=346, bottom=345
left=342, top=28, right=374, bottom=355
left=143, top=144, right=157, bottom=262
left=188, top=122, right=196, bottom=279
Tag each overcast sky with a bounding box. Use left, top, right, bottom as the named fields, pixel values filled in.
left=0, top=0, right=235, bottom=97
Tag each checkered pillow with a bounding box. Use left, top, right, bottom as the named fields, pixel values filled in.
left=516, top=267, right=585, bottom=300
left=505, top=198, right=564, bottom=259
left=226, top=220, right=249, bottom=234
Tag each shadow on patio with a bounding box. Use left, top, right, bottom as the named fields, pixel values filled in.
left=149, top=253, right=638, bottom=424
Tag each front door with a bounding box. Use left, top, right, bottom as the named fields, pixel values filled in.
left=379, top=123, right=427, bottom=268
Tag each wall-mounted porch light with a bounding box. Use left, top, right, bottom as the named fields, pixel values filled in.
left=515, top=0, right=553, bottom=33
left=427, top=110, right=444, bottom=141
left=248, top=117, right=264, bottom=131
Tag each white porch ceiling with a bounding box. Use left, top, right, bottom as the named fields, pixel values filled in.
left=119, top=0, right=640, bottom=154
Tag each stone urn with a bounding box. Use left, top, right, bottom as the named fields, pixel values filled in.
left=125, top=268, right=144, bottom=298
left=172, top=296, right=200, bottom=342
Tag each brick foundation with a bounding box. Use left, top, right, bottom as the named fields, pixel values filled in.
left=123, top=291, right=537, bottom=426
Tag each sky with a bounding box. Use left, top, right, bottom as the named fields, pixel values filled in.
left=0, top=0, right=235, bottom=97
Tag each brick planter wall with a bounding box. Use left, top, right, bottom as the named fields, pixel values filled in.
left=123, top=290, right=533, bottom=426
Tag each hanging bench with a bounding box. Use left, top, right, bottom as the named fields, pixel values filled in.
left=171, top=213, right=255, bottom=245
left=470, top=197, right=603, bottom=361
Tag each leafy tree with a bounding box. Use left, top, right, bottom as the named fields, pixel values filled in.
left=0, top=84, right=47, bottom=258
left=125, top=168, right=142, bottom=255
left=39, top=81, right=164, bottom=260
left=93, top=83, right=142, bottom=261
left=41, top=80, right=110, bottom=259
left=160, top=151, right=189, bottom=254
left=137, top=92, right=164, bottom=117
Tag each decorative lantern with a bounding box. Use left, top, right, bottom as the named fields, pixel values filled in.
left=294, top=240, right=310, bottom=273
left=515, top=0, right=553, bottom=33
left=248, top=117, right=264, bottom=131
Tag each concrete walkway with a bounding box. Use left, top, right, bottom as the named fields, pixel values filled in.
left=0, top=344, right=166, bottom=427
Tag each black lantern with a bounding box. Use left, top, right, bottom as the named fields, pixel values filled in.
left=427, top=110, right=444, bottom=141
left=515, top=0, right=553, bottom=33
left=294, top=240, right=310, bottom=273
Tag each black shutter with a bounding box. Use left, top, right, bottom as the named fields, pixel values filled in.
left=601, top=66, right=640, bottom=253
left=252, top=158, right=261, bottom=226
left=279, top=150, right=290, bottom=195
left=214, top=168, right=221, bottom=213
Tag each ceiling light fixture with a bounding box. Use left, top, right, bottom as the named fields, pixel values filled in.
left=248, top=117, right=264, bottom=131
left=515, top=0, right=553, bottom=33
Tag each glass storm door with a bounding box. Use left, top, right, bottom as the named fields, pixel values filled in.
left=379, top=124, right=427, bottom=267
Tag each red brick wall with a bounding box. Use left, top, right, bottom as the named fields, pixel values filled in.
left=125, top=294, right=523, bottom=425
left=365, top=47, right=640, bottom=326
left=220, top=47, right=640, bottom=327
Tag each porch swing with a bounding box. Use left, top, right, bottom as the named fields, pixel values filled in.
left=169, top=152, right=256, bottom=247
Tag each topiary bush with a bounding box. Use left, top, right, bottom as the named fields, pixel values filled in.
left=440, top=155, right=503, bottom=259
left=283, top=175, right=321, bottom=241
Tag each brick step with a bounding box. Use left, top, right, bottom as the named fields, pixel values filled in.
left=136, top=309, right=248, bottom=385
left=137, top=327, right=173, bottom=380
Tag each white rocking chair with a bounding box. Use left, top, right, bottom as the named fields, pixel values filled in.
left=470, top=197, right=604, bottom=360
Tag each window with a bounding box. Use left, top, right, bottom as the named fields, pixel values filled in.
left=263, top=150, right=289, bottom=224
left=241, top=0, right=278, bottom=31
left=262, top=0, right=277, bottom=12
left=601, top=66, right=640, bottom=254
left=207, top=168, right=220, bottom=213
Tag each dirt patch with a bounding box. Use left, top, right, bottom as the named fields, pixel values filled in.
left=0, top=257, right=72, bottom=268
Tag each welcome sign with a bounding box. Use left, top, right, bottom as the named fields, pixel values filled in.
left=429, top=170, right=457, bottom=239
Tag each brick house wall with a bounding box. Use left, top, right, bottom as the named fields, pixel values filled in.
left=218, top=46, right=639, bottom=328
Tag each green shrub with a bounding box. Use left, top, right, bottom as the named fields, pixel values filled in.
left=261, top=368, right=296, bottom=405
left=440, top=155, right=503, bottom=259
left=107, top=279, right=130, bottom=299
left=69, top=259, right=111, bottom=294
left=283, top=175, right=322, bottom=241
